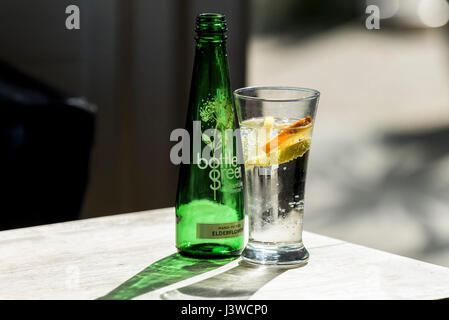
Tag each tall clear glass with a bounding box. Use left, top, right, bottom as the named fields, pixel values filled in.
left=234, top=86, right=320, bottom=266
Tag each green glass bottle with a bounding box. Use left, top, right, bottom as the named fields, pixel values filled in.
left=175, top=13, right=244, bottom=258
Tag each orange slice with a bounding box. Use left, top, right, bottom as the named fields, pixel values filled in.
left=262, top=116, right=313, bottom=153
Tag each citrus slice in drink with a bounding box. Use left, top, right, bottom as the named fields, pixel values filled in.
left=277, top=137, right=311, bottom=164
left=245, top=117, right=313, bottom=167
left=262, top=116, right=312, bottom=153
left=245, top=137, right=311, bottom=167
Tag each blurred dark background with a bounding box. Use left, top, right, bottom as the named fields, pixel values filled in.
left=1, top=0, right=449, bottom=267
left=0, top=0, right=248, bottom=223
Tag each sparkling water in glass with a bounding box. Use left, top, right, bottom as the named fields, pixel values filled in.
left=234, top=87, right=319, bottom=265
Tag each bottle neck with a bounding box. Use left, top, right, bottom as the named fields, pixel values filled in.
left=188, top=13, right=232, bottom=128
left=192, top=39, right=229, bottom=87
left=188, top=29, right=232, bottom=128
left=195, top=33, right=227, bottom=44
left=195, top=13, right=227, bottom=44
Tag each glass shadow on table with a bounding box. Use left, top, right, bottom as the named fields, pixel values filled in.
left=160, top=260, right=292, bottom=300
left=99, top=253, right=298, bottom=300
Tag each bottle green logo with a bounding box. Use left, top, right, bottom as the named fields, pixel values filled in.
left=170, top=122, right=243, bottom=200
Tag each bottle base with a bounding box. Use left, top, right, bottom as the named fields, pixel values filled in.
left=178, top=243, right=243, bottom=259
left=242, top=242, right=309, bottom=266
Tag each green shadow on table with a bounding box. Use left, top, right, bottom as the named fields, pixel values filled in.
left=98, top=253, right=237, bottom=300
left=160, top=260, right=298, bottom=300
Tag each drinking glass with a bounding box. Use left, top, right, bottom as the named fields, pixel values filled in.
left=234, top=86, right=320, bottom=265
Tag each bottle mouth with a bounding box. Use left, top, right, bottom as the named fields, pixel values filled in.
left=195, top=13, right=227, bottom=34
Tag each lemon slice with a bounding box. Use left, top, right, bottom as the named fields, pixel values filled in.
left=244, top=117, right=313, bottom=167
left=246, top=138, right=311, bottom=167
left=278, top=138, right=311, bottom=164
